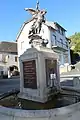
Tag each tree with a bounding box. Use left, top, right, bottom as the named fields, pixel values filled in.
left=69, top=32, right=80, bottom=52
left=74, top=42, right=80, bottom=52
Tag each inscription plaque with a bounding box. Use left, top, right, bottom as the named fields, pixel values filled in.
left=23, top=60, right=37, bottom=89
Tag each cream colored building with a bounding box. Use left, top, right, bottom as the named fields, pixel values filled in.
left=0, top=41, right=18, bottom=76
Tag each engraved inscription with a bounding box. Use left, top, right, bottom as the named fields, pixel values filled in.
left=23, top=60, right=37, bottom=89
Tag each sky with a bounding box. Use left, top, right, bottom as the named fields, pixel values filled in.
left=0, top=0, right=80, bottom=41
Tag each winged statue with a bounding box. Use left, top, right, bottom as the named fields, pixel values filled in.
left=24, top=8, right=39, bottom=15
left=24, top=0, right=47, bottom=45
left=24, top=0, right=40, bottom=16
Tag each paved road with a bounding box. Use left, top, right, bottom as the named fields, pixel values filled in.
left=0, top=75, right=79, bottom=94
left=0, top=77, right=20, bottom=94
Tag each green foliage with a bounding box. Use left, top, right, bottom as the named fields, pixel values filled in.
left=69, top=32, right=80, bottom=52
left=75, top=42, right=80, bottom=52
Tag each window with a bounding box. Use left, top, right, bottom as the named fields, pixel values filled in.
left=60, top=28, right=64, bottom=35
left=66, top=41, right=68, bottom=48
left=60, top=39, right=63, bottom=43
left=62, top=30, right=64, bottom=35
left=60, top=39, right=63, bottom=47
left=5, top=55, right=9, bottom=63
left=8, top=55, right=9, bottom=58
left=57, top=26, right=60, bottom=33
left=53, top=35, right=56, bottom=40
left=57, top=26, right=65, bottom=36
left=58, top=54, right=62, bottom=65
left=64, top=54, right=68, bottom=63
left=21, top=41, right=24, bottom=50
left=15, top=57, right=17, bottom=62
left=52, top=35, right=56, bottom=45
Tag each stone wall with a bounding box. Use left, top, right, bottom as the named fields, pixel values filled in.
left=0, top=102, right=80, bottom=120
left=60, top=64, right=71, bottom=74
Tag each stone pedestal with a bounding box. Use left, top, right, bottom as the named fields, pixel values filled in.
left=18, top=46, right=60, bottom=103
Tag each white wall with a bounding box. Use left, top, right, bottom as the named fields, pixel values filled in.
left=17, top=22, right=51, bottom=57
left=17, top=21, right=71, bottom=65
left=40, top=24, right=52, bottom=48
left=17, top=21, right=34, bottom=57
left=17, top=21, right=67, bottom=57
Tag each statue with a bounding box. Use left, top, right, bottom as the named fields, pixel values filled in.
left=25, top=0, right=47, bottom=35
left=25, top=0, right=48, bottom=46
left=34, top=10, right=46, bottom=34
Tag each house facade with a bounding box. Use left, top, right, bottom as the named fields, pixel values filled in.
left=17, top=20, right=71, bottom=73
left=0, top=41, right=18, bottom=76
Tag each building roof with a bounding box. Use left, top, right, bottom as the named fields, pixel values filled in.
left=44, top=22, right=56, bottom=31
left=0, top=41, right=17, bottom=54
left=16, top=18, right=34, bottom=41
left=54, top=22, right=67, bottom=31
left=16, top=19, right=66, bottom=41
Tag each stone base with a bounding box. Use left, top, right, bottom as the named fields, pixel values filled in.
left=18, top=96, right=58, bottom=110
left=18, top=90, right=61, bottom=110
left=18, top=92, right=48, bottom=103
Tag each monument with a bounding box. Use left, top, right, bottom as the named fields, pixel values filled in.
left=18, top=0, right=60, bottom=108
left=0, top=1, right=80, bottom=120
left=24, top=0, right=48, bottom=47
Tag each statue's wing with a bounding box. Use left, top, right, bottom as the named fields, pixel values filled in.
left=24, top=8, right=37, bottom=15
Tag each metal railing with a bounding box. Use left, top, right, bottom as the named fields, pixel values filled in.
left=55, top=40, right=68, bottom=49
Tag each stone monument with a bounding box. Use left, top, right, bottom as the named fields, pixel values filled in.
left=18, top=0, right=60, bottom=108
left=0, top=2, right=80, bottom=120
left=24, top=0, right=47, bottom=47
